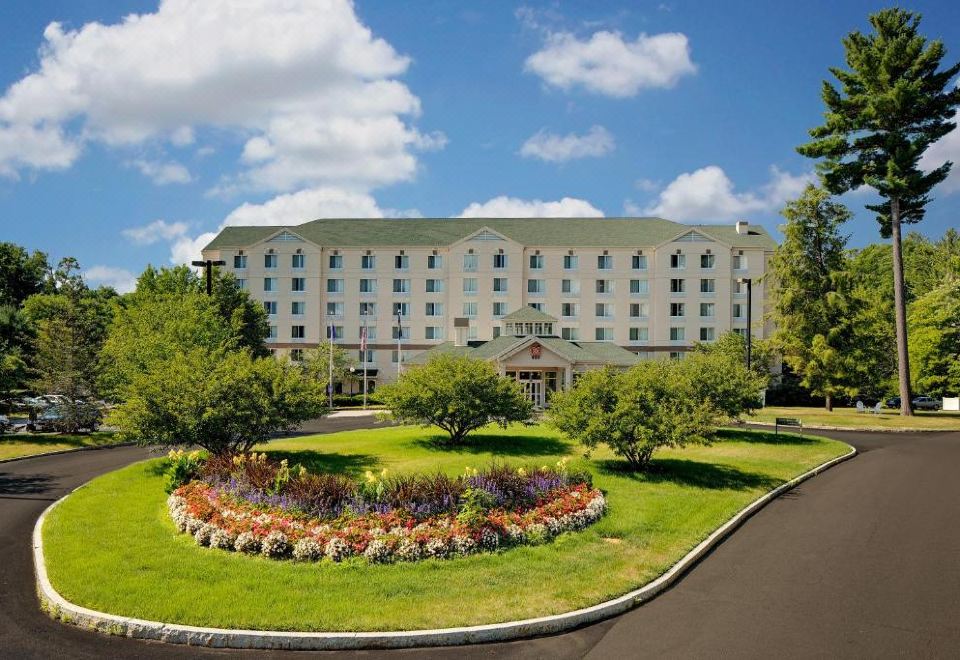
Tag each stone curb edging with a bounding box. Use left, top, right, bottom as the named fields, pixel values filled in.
left=33, top=444, right=857, bottom=650
left=0, top=441, right=135, bottom=465
left=749, top=420, right=958, bottom=434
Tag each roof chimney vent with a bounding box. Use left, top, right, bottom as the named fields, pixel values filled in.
left=735, top=220, right=749, bottom=235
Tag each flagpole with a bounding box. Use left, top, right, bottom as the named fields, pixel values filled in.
left=328, top=324, right=334, bottom=410
left=361, top=315, right=368, bottom=410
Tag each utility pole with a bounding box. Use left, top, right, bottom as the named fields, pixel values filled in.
left=191, top=259, right=226, bottom=295
left=737, top=277, right=753, bottom=371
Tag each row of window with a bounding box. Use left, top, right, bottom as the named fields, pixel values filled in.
left=235, top=253, right=749, bottom=273
left=315, top=277, right=746, bottom=296
left=271, top=324, right=722, bottom=344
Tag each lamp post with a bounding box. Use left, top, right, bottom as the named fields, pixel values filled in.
left=737, top=277, right=753, bottom=371
left=191, top=259, right=226, bottom=295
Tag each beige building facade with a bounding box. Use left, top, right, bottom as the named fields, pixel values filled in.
left=200, top=217, right=776, bottom=388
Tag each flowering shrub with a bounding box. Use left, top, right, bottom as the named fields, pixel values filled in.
left=167, top=455, right=606, bottom=564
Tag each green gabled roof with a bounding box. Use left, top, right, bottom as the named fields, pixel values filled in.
left=404, top=342, right=474, bottom=365
left=404, top=335, right=641, bottom=368
left=501, top=307, right=558, bottom=323
left=203, top=218, right=777, bottom=251
left=572, top=341, right=643, bottom=367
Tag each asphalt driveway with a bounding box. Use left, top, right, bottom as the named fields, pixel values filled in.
left=2, top=423, right=958, bottom=658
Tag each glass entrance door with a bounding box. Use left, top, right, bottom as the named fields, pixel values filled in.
left=517, top=371, right=544, bottom=408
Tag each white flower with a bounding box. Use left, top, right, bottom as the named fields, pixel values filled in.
left=261, top=531, right=290, bottom=558
left=292, top=537, right=323, bottom=561
left=325, top=537, right=351, bottom=562
left=424, top=538, right=449, bottom=559
left=194, top=523, right=214, bottom=546
left=396, top=538, right=423, bottom=562
left=363, top=539, right=392, bottom=563
left=451, top=535, right=477, bottom=557
left=234, top=532, right=261, bottom=554
left=210, top=528, right=236, bottom=550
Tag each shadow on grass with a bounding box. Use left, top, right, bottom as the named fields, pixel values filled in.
left=411, top=433, right=573, bottom=456
left=596, top=457, right=782, bottom=491
left=717, top=427, right=817, bottom=445
left=262, top=450, right=379, bottom=477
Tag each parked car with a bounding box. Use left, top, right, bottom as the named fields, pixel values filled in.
left=28, top=401, right=103, bottom=433
left=0, top=414, right=11, bottom=434
left=885, top=397, right=901, bottom=408
left=911, top=396, right=941, bottom=411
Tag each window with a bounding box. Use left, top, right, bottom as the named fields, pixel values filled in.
left=393, top=302, right=410, bottom=317
left=425, top=326, right=443, bottom=340
left=425, top=278, right=444, bottom=293
left=358, top=349, right=375, bottom=364
left=493, top=277, right=508, bottom=293
left=468, top=326, right=478, bottom=340
left=630, top=279, right=649, bottom=295
left=425, top=302, right=443, bottom=316
left=391, top=350, right=402, bottom=363
left=463, top=253, right=478, bottom=272
left=463, top=302, right=477, bottom=317
left=289, top=348, right=303, bottom=362
left=493, top=302, right=508, bottom=317
left=733, top=327, right=748, bottom=338
left=669, top=351, right=683, bottom=360
left=529, top=254, right=544, bottom=269
left=326, top=278, right=342, bottom=293
left=395, top=254, right=409, bottom=270
left=291, top=301, right=305, bottom=315
left=733, top=254, right=747, bottom=270
left=670, top=278, right=686, bottom=293
left=291, top=325, right=306, bottom=339
left=326, top=326, right=343, bottom=340
left=630, top=302, right=650, bottom=319
left=291, top=277, right=306, bottom=292
left=670, top=327, right=686, bottom=341
left=528, top=302, right=544, bottom=312
left=427, top=254, right=442, bottom=269
left=359, top=302, right=377, bottom=317
left=670, top=253, right=686, bottom=269
left=700, top=327, right=716, bottom=341
left=392, top=326, right=410, bottom=340
left=700, top=278, right=716, bottom=293
left=596, top=279, right=613, bottom=294
left=263, top=277, right=277, bottom=292
left=359, top=278, right=377, bottom=294
left=359, top=325, right=377, bottom=340
left=595, top=327, right=614, bottom=341
left=595, top=303, right=613, bottom=318
left=267, top=325, right=277, bottom=339
left=233, top=254, right=247, bottom=269
left=597, top=255, right=613, bottom=270
left=263, top=301, right=277, bottom=315
left=733, top=303, right=745, bottom=319
left=493, top=327, right=501, bottom=339
left=361, top=254, right=376, bottom=270
left=697, top=302, right=715, bottom=318
left=326, top=302, right=343, bottom=317
left=563, top=254, right=578, bottom=270
left=463, top=278, right=478, bottom=294
left=327, top=254, right=341, bottom=269
left=632, top=254, right=648, bottom=270
left=629, top=327, right=649, bottom=342
left=264, top=253, right=277, bottom=269
left=393, top=278, right=410, bottom=294
left=236, top=278, right=247, bottom=290
left=561, top=302, right=579, bottom=318
left=700, top=254, right=715, bottom=269
left=561, top=327, right=580, bottom=340
left=493, top=253, right=508, bottom=269
left=527, top=279, right=546, bottom=294
left=670, top=302, right=685, bottom=317
left=734, top=281, right=749, bottom=295
left=561, top=279, right=580, bottom=295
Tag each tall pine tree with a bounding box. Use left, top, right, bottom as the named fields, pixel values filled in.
left=798, top=8, right=960, bottom=415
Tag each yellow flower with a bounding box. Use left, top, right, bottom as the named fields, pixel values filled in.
left=365, top=470, right=376, bottom=483
left=517, top=467, right=527, bottom=477
left=380, top=468, right=388, bottom=478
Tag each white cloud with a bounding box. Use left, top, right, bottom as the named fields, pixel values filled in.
left=525, top=30, right=696, bottom=98
left=84, top=265, right=136, bottom=293
left=129, top=158, right=192, bottom=185
left=458, top=196, right=604, bottom=218
left=921, top=90, right=960, bottom=193
left=170, top=233, right=217, bottom=267
left=0, top=0, right=441, bottom=192
left=520, top=125, right=614, bottom=162
left=122, top=219, right=189, bottom=245
left=641, top=165, right=814, bottom=222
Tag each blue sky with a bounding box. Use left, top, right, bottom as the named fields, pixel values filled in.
left=0, top=0, right=958, bottom=292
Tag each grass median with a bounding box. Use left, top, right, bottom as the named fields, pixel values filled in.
left=42, top=423, right=849, bottom=632
left=753, top=406, right=960, bottom=431
left=0, top=431, right=121, bottom=461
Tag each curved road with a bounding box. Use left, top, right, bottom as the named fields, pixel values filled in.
left=3, top=422, right=959, bottom=658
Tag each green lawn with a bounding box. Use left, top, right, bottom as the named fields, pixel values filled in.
left=753, top=406, right=960, bottom=431
left=0, top=431, right=121, bottom=461
left=43, top=424, right=849, bottom=631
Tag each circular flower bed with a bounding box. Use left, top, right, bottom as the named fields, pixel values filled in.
left=166, top=453, right=606, bottom=563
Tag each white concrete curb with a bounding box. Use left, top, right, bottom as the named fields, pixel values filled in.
left=34, top=444, right=857, bottom=650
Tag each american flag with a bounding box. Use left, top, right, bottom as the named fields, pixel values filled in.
left=360, top=324, right=367, bottom=352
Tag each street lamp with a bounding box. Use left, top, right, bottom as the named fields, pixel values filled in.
left=736, top=277, right=753, bottom=371
left=191, top=259, right=226, bottom=295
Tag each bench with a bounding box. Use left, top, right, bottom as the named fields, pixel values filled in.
left=775, top=417, right=802, bottom=438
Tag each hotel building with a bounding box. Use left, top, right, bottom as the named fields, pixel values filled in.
left=201, top=217, right=775, bottom=400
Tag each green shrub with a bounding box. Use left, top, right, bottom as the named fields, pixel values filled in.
left=163, top=449, right=205, bottom=493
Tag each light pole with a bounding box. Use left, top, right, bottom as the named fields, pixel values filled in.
left=191, top=259, right=226, bottom=295
left=737, top=277, right=753, bottom=371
